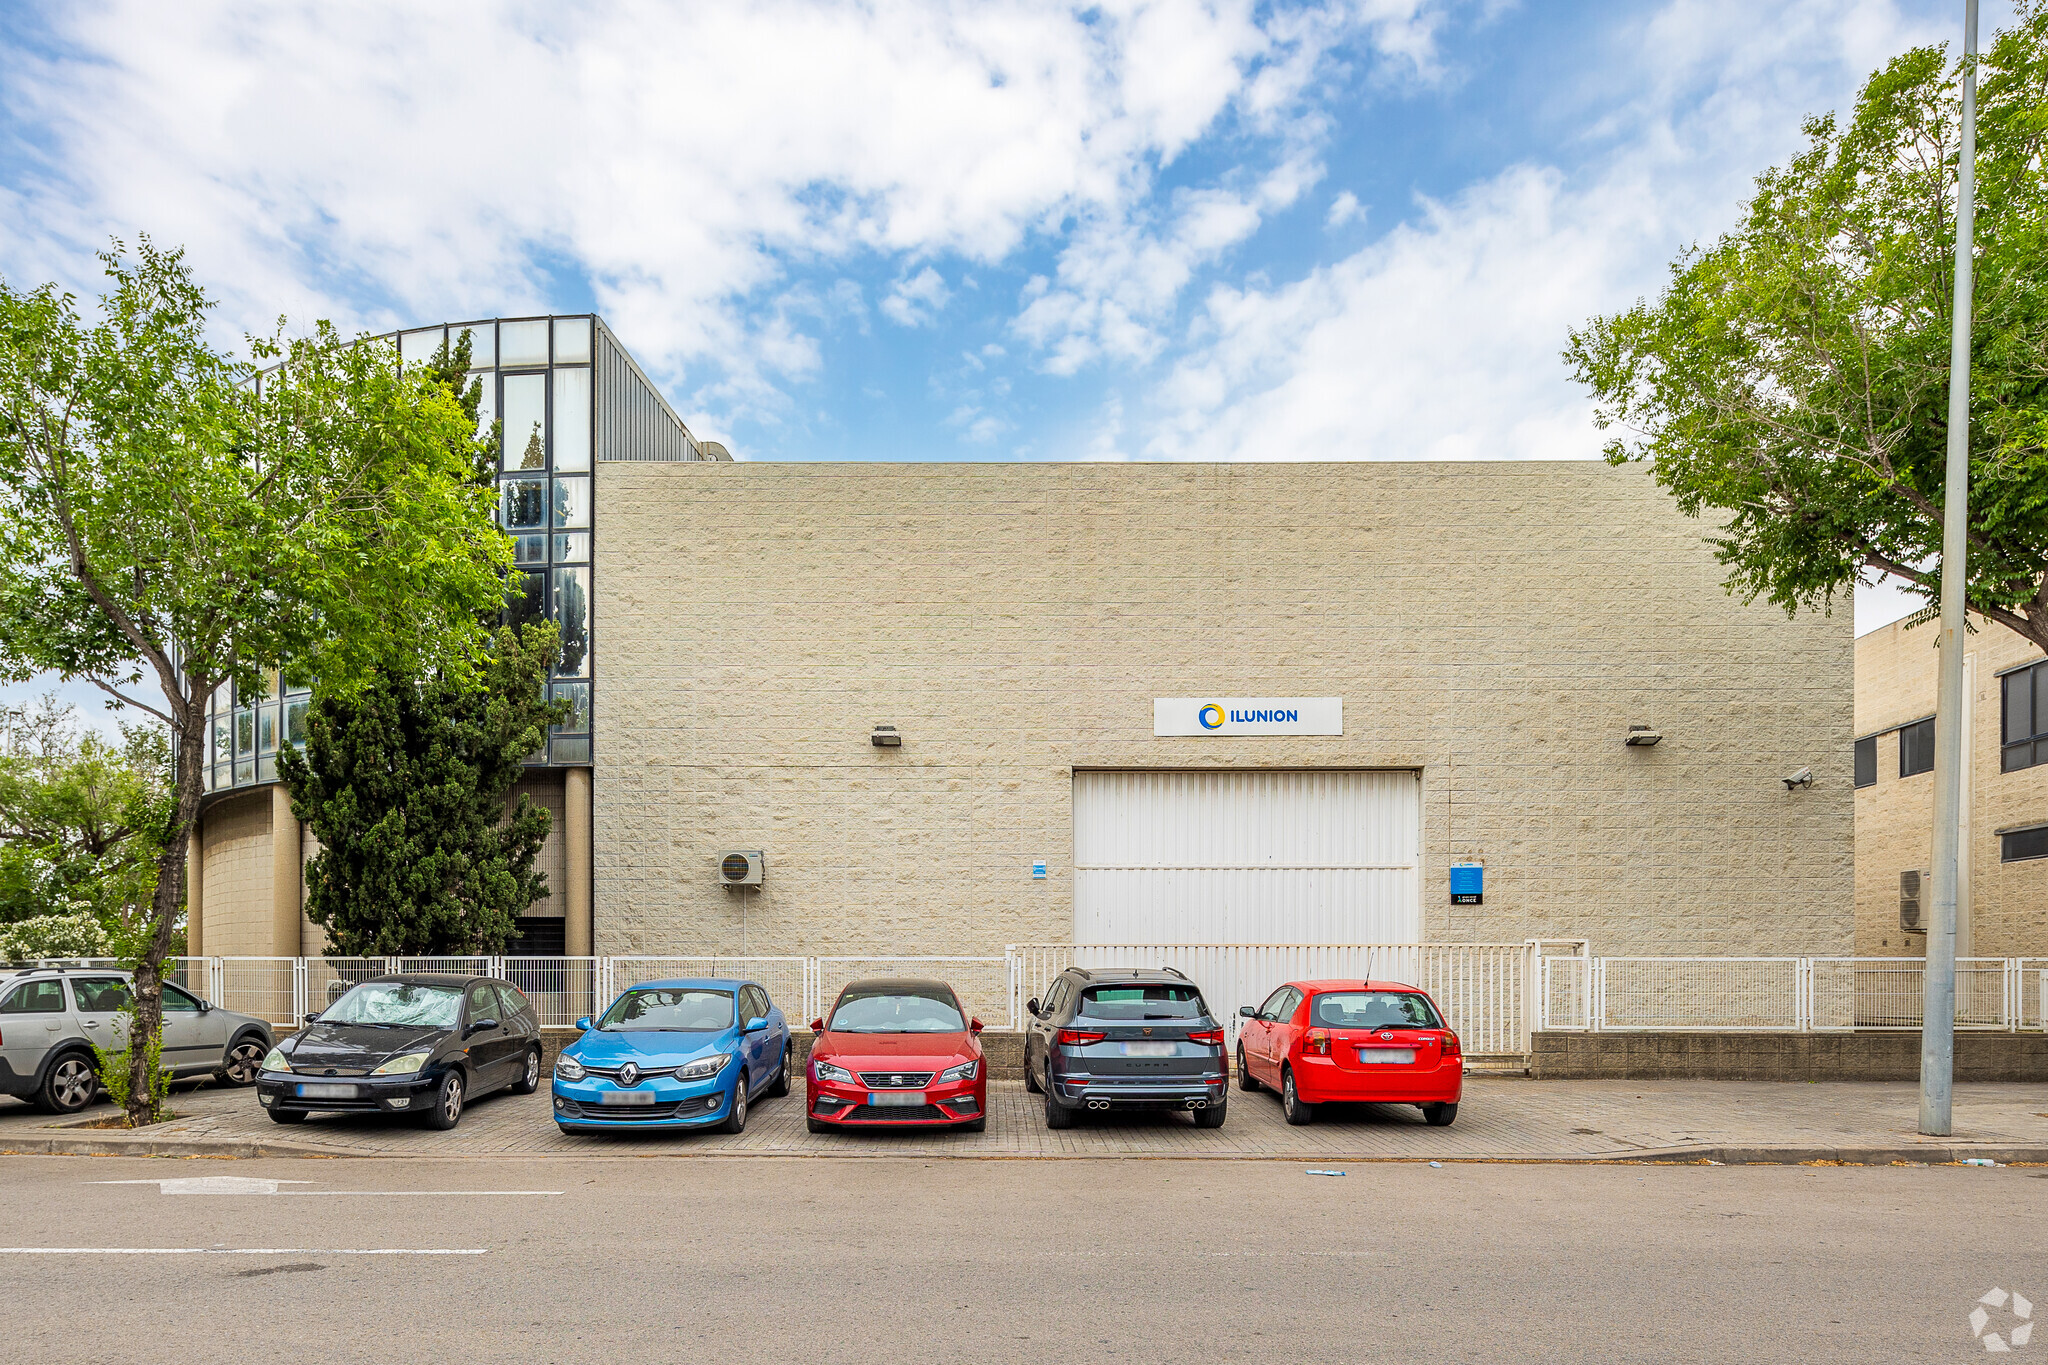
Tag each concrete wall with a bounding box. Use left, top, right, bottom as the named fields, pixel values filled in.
left=1855, top=613, right=2048, bottom=956
left=1531, top=1030, right=2048, bottom=1081
left=197, top=790, right=278, bottom=958
left=595, top=461, right=1854, bottom=959
left=511, top=773, right=569, bottom=920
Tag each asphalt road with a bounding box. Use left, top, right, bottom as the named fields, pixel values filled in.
left=0, top=1155, right=2040, bottom=1363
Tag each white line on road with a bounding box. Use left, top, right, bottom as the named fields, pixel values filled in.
left=87, top=1177, right=560, bottom=1196
left=0, top=1248, right=487, bottom=1256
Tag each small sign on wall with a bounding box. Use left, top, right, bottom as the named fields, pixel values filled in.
left=1031, top=860, right=1047, bottom=881
left=1450, top=863, right=1484, bottom=906
left=1153, top=697, right=1343, bottom=736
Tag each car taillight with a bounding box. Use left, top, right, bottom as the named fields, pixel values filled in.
left=1186, top=1029, right=1225, bottom=1046
left=1304, top=1028, right=1330, bottom=1055
left=1057, top=1028, right=1106, bottom=1046
left=1440, top=1031, right=1462, bottom=1057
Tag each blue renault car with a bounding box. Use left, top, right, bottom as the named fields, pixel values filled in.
left=551, top=978, right=789, bottom=1135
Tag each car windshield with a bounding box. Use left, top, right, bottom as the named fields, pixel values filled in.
left=1077, top=984, right=1206, bottom=1021
left=322, top=982, right=462, bottom=1028
left=1312, top=991, right=1441, bottom=1030
left=828, top=990, right=965, bottom=1034
left=598, top=988, right=734, bottom=1031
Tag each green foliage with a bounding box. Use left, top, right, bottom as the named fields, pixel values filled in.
left=0, top=239, right=512, bottom=1123
left=0, top=694, right=173, bottom=956
left=1565, top=6, right=2048, bottom=645
left=0, top=910, right=112, bottom=960
left=279, top=621, right=571, bottom=956
left=90, top=1017, right=170, bottom=1125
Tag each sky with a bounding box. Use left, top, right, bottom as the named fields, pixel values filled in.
left=0, top=0, right=2009, bottom=726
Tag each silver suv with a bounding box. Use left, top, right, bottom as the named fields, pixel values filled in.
left=0, top=968, right=275, bottom=1114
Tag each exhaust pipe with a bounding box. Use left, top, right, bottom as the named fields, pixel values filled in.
left=1086, top=1099, right=1110, bottom=1110
left=1185, top=1099, right=1207, bottom=1110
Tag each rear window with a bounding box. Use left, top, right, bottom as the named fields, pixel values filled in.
left=1311, top=991, right=1441, bottom=1030
left=1077, top=984, right=1206, bottom=1021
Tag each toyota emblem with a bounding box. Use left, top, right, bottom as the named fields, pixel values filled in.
left=1380, top=1032, right=1393, bottom=1041
left=618, top=1063, right=640, bottom=1087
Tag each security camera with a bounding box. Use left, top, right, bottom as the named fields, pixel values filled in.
left=1782, top=767, right=1813, bottom=791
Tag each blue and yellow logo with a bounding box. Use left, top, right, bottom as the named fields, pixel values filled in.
left=1198, top=704, right=1225, bottom=730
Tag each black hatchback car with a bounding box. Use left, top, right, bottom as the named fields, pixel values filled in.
left=256, top=974, right=543, bottom=1130
left=1022, top=967, right=1228, bottom=1129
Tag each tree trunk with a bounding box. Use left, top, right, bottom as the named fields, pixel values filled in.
left=124, top=690, right=207, bottom=1127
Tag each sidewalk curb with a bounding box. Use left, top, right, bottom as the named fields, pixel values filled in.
left=0, top=1134, right=345, bottom=1160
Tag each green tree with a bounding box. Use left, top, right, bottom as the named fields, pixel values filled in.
left=280, top=621, right=568, bottom=956
left=1565, top=6, right=2048, bottom=646
left=0, top=240, right=508, bottom=1124
left=0, top=694, right=173, bottom=955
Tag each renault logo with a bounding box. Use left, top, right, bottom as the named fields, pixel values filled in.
left=618, top=1063, right=640, bottom=1087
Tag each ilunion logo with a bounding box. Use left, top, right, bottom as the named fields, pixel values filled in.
left=1972, top=1287, right=2033, bottom=1352
left=1198, top=704, right=1225, bottom=730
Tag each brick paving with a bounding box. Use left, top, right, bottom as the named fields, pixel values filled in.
left=3, top=1077, right=2045, bottom=1161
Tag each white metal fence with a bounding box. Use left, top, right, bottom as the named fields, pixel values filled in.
left=15, top=950, right=2048, bottom=1055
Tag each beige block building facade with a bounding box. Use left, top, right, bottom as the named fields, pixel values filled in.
left=594, top=460, right=1854, bottom=959
left=1854, top=613, right=2048, bottom=957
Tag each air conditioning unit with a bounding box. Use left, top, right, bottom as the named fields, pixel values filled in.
left=1899, top=869, right=1924, bottom=933
left=719, top=851, right=765, bottom=887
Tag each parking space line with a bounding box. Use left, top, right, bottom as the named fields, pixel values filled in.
left=0, top=1247, right=487, bottom=1255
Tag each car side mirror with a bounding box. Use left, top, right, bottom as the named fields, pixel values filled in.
left=1238, top=1005, right=1257, bottom=1018
left=465, top=1020, right=496, bottom=1038
left=969, top=1017, right=984, bottom=1036
left=198, top=1000, right=212, bottom=1013
left=575, top=1017, right=593, bottom=1032
left=808, top=1017, right=825, bottom=1033
left=302, top=1012, right=321, bottom=1025
left=744, top=1016, right=769, bottom=1033
left=1026, top=998, right=1041, bottom=1017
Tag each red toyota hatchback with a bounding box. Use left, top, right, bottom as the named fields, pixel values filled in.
left=806, top=978, right=987, bottom=1132
left=1236, top=979, right=1462, bottom=1126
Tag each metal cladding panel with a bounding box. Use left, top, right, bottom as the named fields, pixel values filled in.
left=1073, top=770, right=1421, bottom=946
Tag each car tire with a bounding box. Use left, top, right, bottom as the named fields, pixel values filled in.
left=1422, top=1102, right=1458, bottom=1127
left=1281, top=1067, right=1315, bottom=1126
left=35, top=1053, right=98, bottom=1115
left=1236, top=1043, right=1259, bottom=1092
left=1194, top=1098, right=1227, bottom=1129
left=421, top=1070, right=465, bottom=1130
left=719, top=1072, right=749, bottom=1134
left=767, top=1046, right=790, bottom=1098
left=216, top=1032, right=268, bottom=1088
left=511, top=1047, right=542, bottom=1095
left=1044, top=1084, right=1076, bottom=1130
left=268, top=1106, right=307, bottom=1125
left=1023, top=1050, right=1042, bottom=1093
left=806, top=1115, right=829, bottom=1134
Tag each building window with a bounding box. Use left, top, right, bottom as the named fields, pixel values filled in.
left=1854, top=735, right=1877, bottom=788
left=2001, top=661, right=2048, bottom=772
left=1898, top=717, right=1935, bottom=778
left=2001, top=825, right=2048, bottom=863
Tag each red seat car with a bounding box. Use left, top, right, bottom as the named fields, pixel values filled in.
left=806, top=977, right=987, bottom=1132
left=1235, top=979, right=1462, bottom=1126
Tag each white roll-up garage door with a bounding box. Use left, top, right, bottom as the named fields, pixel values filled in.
left=1072, top=770, right=1421, bottom=945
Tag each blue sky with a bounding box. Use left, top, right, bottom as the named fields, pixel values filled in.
left=0, top=0, right=2010, bottom=732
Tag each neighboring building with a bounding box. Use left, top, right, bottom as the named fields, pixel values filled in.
left=1855, top=612, right=2048, bottom=958
left=185, top=315, right=728, bottom=962
left=594, top=460, right=1855, bottom=960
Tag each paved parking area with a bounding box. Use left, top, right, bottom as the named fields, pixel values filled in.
left=4, top=1077, right=2045, bottom=1161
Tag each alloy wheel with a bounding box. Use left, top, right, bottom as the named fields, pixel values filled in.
left=224, top=1040, right=265, bottom=1085
left=51, top=1058, right=95, bottom=1111
left=441, top=1074, right=464, bottom=1124
left=524, top=1051, right=539, bottom=1088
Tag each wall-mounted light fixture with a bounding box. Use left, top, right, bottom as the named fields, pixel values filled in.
left=1624, top=725, right=1662, bottom=747
left=870, top=725, right=902, bottom=748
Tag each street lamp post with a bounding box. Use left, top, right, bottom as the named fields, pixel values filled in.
left=1920, top=0, right=1981, bottom=1138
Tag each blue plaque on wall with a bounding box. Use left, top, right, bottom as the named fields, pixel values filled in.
left=1450, top=862, right=1484, bottom=906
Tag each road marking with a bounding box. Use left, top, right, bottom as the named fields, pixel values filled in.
left=88, top=1177, right=559, bottom=1196
left=0, top=1248, right=486, bottom=1256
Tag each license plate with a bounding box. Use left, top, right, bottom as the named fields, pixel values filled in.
left=599, top=1091, right=658, bottom=1106
left=868, top=1091, right=927, bottom=1106
left=1121, top=1041, right=1177, bottom=1057
left=1359, top=1048, right=1415, bottom=1065
left=296, top=1082, right=357, bottom=1099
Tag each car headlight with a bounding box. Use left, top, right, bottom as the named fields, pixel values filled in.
left=370, top=1052, right=430, bottom=1076
left=674, top=1053, right=730, bottom=1082
left=261, top=1046, right=291, bottom=1073
left=812, top=1059, right=854, bottom=1083
left=938, top=1059, right=980, bottom=1083
left=554, top=1054, right=586, bottom=1081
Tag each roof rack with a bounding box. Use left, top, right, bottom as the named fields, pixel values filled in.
left=1160, top=966, right=1189, bottom=981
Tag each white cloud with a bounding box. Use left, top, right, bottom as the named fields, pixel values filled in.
left=1139, top=0, right=1969, bottom=462
left=881, top=267, right=952, bottom=327
left=1325, top=190, right=1363, bottom=228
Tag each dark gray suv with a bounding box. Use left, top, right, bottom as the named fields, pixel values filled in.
left=1022, top=968, right=1228, bottom=1129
